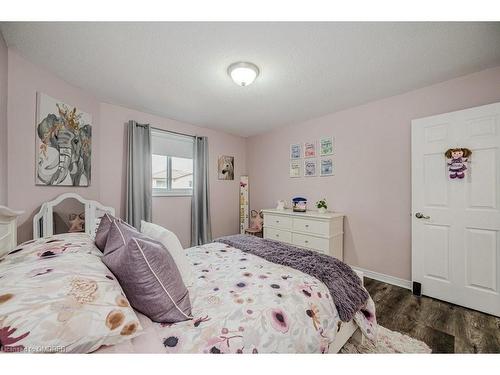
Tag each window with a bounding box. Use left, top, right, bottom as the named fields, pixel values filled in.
left=151, top=129, right=194, bottom=196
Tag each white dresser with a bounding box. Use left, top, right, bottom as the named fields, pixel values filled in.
left=262, top=209, right=345, bottom=260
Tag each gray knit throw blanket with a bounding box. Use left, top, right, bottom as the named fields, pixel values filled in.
left=214, top=234, right=368, bottom=322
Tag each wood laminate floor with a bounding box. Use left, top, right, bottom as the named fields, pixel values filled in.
left=364, top=278, right=500, bottom=353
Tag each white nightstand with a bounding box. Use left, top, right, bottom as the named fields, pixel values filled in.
left=0, top=206, right=24, bottom=254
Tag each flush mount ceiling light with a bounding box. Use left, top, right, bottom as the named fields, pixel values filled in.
left=227, top=62, right=260, bottom=87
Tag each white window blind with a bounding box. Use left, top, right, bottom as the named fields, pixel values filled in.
left=151, top=129, right=194, bottom=196
left=152, top=130, right=194, bottom=159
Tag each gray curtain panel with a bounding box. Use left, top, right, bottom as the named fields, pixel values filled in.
left=191, top=136, right=212, bottom=246
left=126, top=120, right=152, bottom=229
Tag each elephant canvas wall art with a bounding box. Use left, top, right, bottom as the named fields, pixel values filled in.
left=36, top=93, right=92, bottom=186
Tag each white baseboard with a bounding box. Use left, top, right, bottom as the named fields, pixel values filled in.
left=351, top=266, right=412, bottom=290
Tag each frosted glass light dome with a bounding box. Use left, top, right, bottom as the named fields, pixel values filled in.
left=227, top=62, right=260, bottom=87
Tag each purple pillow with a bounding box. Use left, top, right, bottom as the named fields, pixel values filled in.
left=103, top=220, right=142, bottom=256
left=94, top=213, right=116, bottom=251
left=102, top=237, right=192, bottom=323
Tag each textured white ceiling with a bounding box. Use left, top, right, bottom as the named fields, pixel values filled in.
left=1, top=22, right=500, bottom=137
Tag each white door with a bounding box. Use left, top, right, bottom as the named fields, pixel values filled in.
left=412, top=102, right=500, bottom=317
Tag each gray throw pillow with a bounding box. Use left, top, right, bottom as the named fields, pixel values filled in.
left=102, top=237, right=192, bottom=323
left=103, top=219, right=143, bottom=256
left=94, top=213, right=116, bottom=251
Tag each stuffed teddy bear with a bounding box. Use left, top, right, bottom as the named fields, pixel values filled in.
left=68, top=212, right=85, bottom=233
left=249, top=210, right=263, bottom=231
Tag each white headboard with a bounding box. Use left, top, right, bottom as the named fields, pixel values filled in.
left=33, top=193, right=115, bottom=239
left=0, top=206, right=24, bottom=256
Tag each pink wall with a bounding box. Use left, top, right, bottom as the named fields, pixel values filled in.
left=99, top=103, right=247, bottom=247
left=0, top=33, right=7, bottom=205
left=6, top=50, right=246, bottom=245
left=247, top=66, right=500, bottom=281
left=6, top=44, right=500, bottom=279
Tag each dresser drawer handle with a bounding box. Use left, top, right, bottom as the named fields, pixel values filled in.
left=305, top=224, right=309, bottom=228
left=276, top=234, right=280, bottom=237
left=275, top=220, right=280, bottom=223
left=304, top=240, right=309, bottom=244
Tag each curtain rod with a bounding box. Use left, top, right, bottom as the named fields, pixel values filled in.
left=134, top=123, right=196, bottom=139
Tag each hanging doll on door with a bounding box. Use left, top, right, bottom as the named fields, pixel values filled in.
left=444, top=148, right=472, bottom=179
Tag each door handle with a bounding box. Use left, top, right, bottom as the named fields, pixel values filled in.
left=415, top=212, right=430, bottom=219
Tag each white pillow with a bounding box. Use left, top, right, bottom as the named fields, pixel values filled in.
left=140, top=220, right=194, bottom=288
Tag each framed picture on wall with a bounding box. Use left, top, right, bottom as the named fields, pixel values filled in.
left=319, top=137, right=334, bottom=156
left=290, top=161, right=301, bottom=178
left=320, top=157, right=334, bottom=176
left=35, top=92, right=92, bottom=186
left=304, top=141, right=316, bottom=158
left=218, top=155, right=235, bottom=180
left=290, top=144, right=302, bottom=159
left=304, top=159, right=317, bottom=177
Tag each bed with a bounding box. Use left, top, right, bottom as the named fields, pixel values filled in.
left=0, top=194, right=375, bottom=354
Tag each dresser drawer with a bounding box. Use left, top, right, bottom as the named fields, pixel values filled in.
left=264, top=227, right=292, bottom=243
left=292, top=233, right=329, bottom=254
left=264, top=214, right=292, bottom=230
left=292, top=217, right=329, bottom=236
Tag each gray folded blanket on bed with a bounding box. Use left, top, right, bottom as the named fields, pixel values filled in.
left=214, top=234, right=368, bottom=322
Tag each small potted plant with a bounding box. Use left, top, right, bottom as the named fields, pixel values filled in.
left=316, top=198, right=328, bottom=214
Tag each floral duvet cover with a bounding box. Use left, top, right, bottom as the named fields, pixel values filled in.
left=99, top=241, right=377, bottom=354
left=0, top=234, right=142, bottom=353
left=1, top=234, right=376, bottom=354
